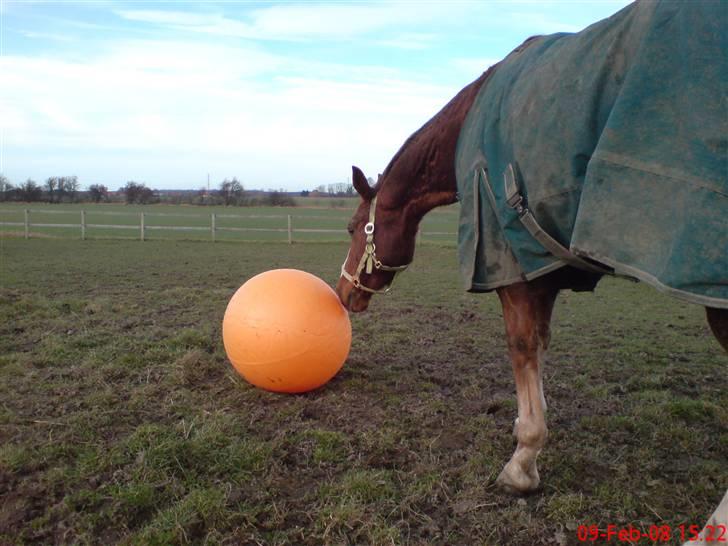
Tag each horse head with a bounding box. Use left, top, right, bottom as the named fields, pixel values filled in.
left=336, top=165, right=415, bottom=312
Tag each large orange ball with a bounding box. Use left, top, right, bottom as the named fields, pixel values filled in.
left=222, top=269, right=352, bottom=393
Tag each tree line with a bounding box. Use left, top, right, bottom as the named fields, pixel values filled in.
left=0, top=176, right=307, bottom=207
left=0, top=175, right=114, bottom=204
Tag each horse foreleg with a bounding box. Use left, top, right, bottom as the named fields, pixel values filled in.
left=496, top=280, right=558, bottom=494
left=685, top=489, right=728, bottom=546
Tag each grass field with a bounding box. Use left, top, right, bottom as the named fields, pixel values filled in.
left=0, top=202, right=459, bottom=245
left=1, top=238, right=726, bottom=545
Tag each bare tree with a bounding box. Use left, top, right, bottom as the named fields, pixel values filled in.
left=57, top=177, right=68, bottom=202
left=65, top=176, right=79, bottom=203
left=45, top=177, right=58, bottom=203
left=122, top=181, right=142, bottom=204
left=138, top=186, right=158, bottom=204
left=19, top=179, right=43, bottom=202
left=88, top=184, right=109, bottom=203
left=122, top=181, right=158, bottom=204
left=42, top=176, right=79, bottom=203
left=218, top=177, right=244, bottom=206
left=0, top=175, right=13, bottom=202
left=323, top=182, right=352, bottom=196
left=266, top=191, right=295, bottom=206
left=195, top=187, right=207, bottom=205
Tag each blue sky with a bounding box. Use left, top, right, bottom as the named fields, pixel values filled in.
left=1, top=0, right=631, bottom=191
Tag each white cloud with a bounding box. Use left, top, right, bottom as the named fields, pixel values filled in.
left=115, top=9, right=211, bottom=28
left=4, top=2, right=633, bottom=188
left=116, top=10, right=257, bottom=39
left=32, top=99, right=85, bottom=132
left=244, top=3, right=399, bottom=40
left=18, top=30, right=75, bottom=42
left=508, top=12, right=583, bottom=34
left=115, top=3, right=482, bottom=45
left=375, top=33, right=435, bottom=50
left=0, top=40, right=460, bottom=188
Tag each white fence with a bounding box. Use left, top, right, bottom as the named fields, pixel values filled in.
left=0, top=208, right=457, bottom=243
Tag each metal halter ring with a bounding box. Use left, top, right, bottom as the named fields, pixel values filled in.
left=339, top=194, right=411, bottom=294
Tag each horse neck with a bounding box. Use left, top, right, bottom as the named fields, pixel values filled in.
left=381, top=71, right=490, bottom=221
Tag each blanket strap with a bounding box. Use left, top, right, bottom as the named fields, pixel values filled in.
left=504, top=164, right=611, bottom=275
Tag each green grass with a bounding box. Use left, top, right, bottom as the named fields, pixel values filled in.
left=0, top=238, right=726, bottom=545
left=0, top=202, right=459, bottom=244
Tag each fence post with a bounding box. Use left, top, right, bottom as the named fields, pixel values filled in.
left=81, top=210, right=86, bottom=240
left=24, top=209, right=29, bottom=239
left=211, top=213, right=216, bottom=242
left=287, top=215, right=292, bottom=244
left=140, top=212, right=145, bottom=241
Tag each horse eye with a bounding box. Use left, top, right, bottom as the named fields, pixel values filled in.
left=347, top=224, right=354, bottom=235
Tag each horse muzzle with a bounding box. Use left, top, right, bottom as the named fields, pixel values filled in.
left=335, top=276, right=372, bottom=312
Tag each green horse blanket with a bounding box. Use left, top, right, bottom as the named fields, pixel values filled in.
left=456, top=0, right=727, bottom=308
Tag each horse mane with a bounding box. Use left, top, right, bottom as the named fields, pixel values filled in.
left=376, top=66, right=496, bottom=195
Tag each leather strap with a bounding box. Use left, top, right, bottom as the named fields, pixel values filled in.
left=340, top=194, right=410, bottom=294
left=503, top=163, right=610, bottom=275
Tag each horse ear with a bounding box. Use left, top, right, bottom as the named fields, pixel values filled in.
left=352, top=166, right=375, bottom=201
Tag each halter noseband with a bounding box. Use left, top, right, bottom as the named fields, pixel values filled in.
left=340, top=195, right=410, bottom=294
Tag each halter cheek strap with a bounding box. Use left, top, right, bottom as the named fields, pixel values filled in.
left=340, top=195, right=410, bottom=294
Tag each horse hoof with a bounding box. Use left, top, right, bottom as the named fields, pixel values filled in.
left=496, top=461, right=540, bottom=495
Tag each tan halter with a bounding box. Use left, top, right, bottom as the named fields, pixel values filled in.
left=340, top=195, right=410, bottom=294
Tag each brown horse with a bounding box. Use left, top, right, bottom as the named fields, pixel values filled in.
left=335, top=73, right=728, bottom=496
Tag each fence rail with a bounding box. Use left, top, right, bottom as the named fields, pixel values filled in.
left=0, top=208, right=457, bottom=243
